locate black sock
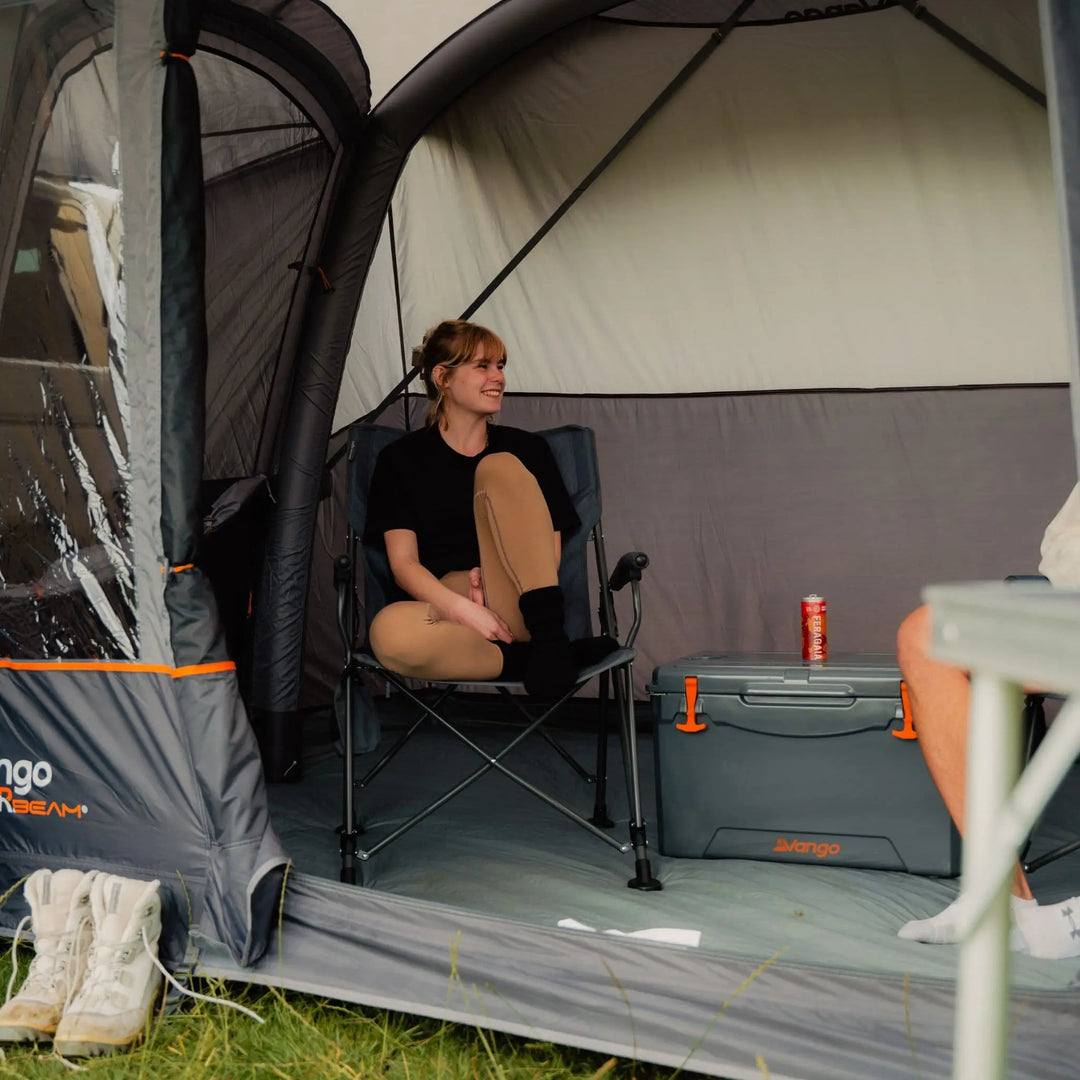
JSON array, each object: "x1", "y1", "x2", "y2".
[
  {"x1": 517, "y1": 586, "x2": 576, "y2": 699},
  {"x1": 495, "y1": 641, "x2": 531, "y2": 682},
  {"x1": 569, "y1": 635, "x2": 620, "y2": 669}
]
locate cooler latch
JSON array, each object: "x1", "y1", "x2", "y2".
[
  {"x1": 676, "y1": 675, "x2": 707, "y2": 733},
  {"x1": 891, "y1": 681, "x2": 918, "y2": 740}
]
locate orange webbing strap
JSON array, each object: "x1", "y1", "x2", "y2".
[
  {"x1": 160, "y1": 51, "x2": 192, "y2": 63},
  {"x1": 161, "y1": 564, "x2": 194, "y2": 574},
  {"x1": 0, "y1": 658, "x2": 235, "y2": 679}
]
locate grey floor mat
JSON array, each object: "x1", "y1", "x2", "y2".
[{"x1": 267, "y1": 699, "x2": 1080, "y2": 992}]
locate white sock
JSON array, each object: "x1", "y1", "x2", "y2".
[
  {"x1": 898, "y1": 894, "x2": 1035, "y2": 950},
  {"x1": 1014, "y1": 897, "x2": 1080, "y2": 960}
]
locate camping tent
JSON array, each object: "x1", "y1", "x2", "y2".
[{"x1": 3, "y1": 0, "x2": 1080, "y2": 1076}]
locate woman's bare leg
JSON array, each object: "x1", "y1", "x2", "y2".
[{"x1": 897, "y1": 605, "x2": 1032, "y2": 899}]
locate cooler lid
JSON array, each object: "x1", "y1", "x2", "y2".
[{"x1": 648, "y1": 652, "x2": 902, "y2": 698}]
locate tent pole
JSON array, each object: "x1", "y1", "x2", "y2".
[
  {"x1": 1041, "y1": 0, "x2": 1080, "y2": 489},
  {"x1": 388, "y1": 205, "x2": 412, "y2": 431},
  {"x1": 901, "y1": 1, "x2": 1046, "y2": 108},
  {"x1": 461, "y1": 0, "x2": 760, "y2": 321}
]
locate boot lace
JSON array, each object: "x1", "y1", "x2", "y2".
[
  {"x1": 64, "y1": 927, "x2": 262, "y2": 1024},
  {"x1": 5, "y1": 913, "x2": 90, "y2": 1005},
  {"x1": 141, "y1": 928, "x2": 263, "y2": 1024}
]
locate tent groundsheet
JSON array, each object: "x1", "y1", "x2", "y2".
[{"x1": 194, "y1": 705, "x2": 1080, "y2": 1080}]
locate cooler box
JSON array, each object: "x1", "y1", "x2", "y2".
[{"x1": 648, "y1": 652, "x2": 960, "y2": 876}]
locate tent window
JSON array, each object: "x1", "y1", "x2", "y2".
[{"x1": 0, "y1": 47, "x2": 136, "y2": 660}]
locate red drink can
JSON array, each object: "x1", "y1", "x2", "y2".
[{"x1": 801, "y1": 594, "x2": 827, "y2": 662}]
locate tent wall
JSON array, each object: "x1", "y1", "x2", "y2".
[
  {"x1": 0, "y1": 8, "x2": 23, "y2": 130},
  {"x1": 302, "y1": 386, "x2": 1075, "y2": 705},
  {"x1": 298, "y1": 1, "x2": 1075, "y2": 705},
  {"x1": 344, "y1": 11, "x2": 1064, "y2": 406}
]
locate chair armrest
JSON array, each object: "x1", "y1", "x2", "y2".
[
  {"x1": 606, "y1": 552, "x2": 649, "y2": 649},
  {"x1": 609, "y1": 551, "x2": 649, "y2": 592}
]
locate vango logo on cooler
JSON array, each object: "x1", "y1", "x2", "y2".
[
  {"x1": 773, "y1": 836, "x2": 840, "y2": 859},
  {"x1": 0, "y1": 758, "x2": 85, "y2": 819}
]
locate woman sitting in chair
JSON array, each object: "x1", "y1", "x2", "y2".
[{"x1": 365, "y1": 319, "x2": 596, "y2": 698}]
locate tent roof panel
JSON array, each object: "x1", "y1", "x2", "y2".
[
  {"x1": 352, "y1": 7, "x2": 1064, "y2": 402},
  {"x1": 325, "y1": 0, "x2": 499, "y2": 104}
]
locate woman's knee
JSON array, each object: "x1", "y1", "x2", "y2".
[
  {"x1": 369, "y1": 602, "x2": 430, "y2": 669},
  {"x1": 474, "y1": 452, "x2": 530, "y2": 487},
  {"x1": 896, "y1": 604, "x2": 931, "y2": 678}
]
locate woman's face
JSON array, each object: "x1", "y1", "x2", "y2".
[{"x1": 438, "y1": 343, "x2": 506, "y2": 419}]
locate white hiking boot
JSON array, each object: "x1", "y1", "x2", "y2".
[
  {"x1": 53, "y1": 874, "x2": 164, "y2": 1056},
  {"x1": 0, "y1": 868, "x2": 97, "y2": 1043}
]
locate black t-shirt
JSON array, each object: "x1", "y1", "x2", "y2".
[{"x1": 364, "y1": 424, "x2": 580, "y2": 579}]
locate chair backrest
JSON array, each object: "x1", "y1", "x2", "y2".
[{"x1": 345, "y1": 423, "x2": 601, "y2": 639}]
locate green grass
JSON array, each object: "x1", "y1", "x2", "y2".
[{"x1": 0, "y1": 953, "x2": 719, "y2": 1080}]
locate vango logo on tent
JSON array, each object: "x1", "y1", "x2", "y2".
[{"x1": 0, "y1": 757, "x2": 85, "y2": 819}]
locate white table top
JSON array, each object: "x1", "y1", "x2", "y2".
[{"x1": 924, "y1": 581, "x2": 1080, "y2": 693}]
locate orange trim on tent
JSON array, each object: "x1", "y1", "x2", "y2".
[{"x1": 0, "y1": 659, "x2": 235, "y2": 679}]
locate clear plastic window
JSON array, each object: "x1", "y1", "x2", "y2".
[{"x1": 0, "y1": 48, "x2": 136, "y2": 659}]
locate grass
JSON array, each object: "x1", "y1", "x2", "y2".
[{"x1": 0, "y1": 952, "x2": 712, "y2": 1080}]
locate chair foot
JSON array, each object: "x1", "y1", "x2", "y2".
[
  {"x1": 626, "y1": 822, "x2": 662, "y2": 890},
  {"x1": 628, "y1": 858, "x2": 662, "y2": 891},
  {"x1": 338, "y1": 824, "x2": 362, "y2": 884},
  {"x1": 589, "y1": 801, "x2": 614, "y2": 829}
]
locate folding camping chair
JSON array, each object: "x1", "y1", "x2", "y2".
[{"x1": 334, "y1": 422, "x2": 661, "y2": 891}]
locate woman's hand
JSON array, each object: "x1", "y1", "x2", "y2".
[
  {"x1": 447, "y1": 591, "x2": 514, "y2": 643},
  {"x1": 468, "y1": 567, "x2": 486, "y2": 606}
]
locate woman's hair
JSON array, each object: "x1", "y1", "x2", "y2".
[{"x1": 411, "y1": 319, "x2": 507, "y2": 427}]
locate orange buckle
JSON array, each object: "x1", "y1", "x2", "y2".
[
  {"x1": 892, "y1": 681, "x2": 918, "y2": 740},
  {"x1": 675, "y1": 675, "x2": 707, "y2": 733}
]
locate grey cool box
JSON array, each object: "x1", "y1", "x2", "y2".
[{"x1": 648, "y1": 653, "x2": 960, "y2": 876}]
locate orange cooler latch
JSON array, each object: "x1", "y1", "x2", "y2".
[
  {"x1": 675, "y1": 675, "x2": 707, "y2": 733},
  {"x1": 891, "y1": 680, "x2": 918, "y2": 740}
]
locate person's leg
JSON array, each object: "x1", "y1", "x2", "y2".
[
  {"x1": 473, "y1": 452, "x2": 574, "y2": 696},
  {"x1": 368, "y1": 592, "x2": 503, "y2": 682},
  {"x1": 897, "y1": 605, "x2": 1033, "y2": 900},
  {"x1": 896, "y1": 604, "x2": 1040, "y2": 948},
  {"x1": 472, "y1": 453, "x2": 558, "y2": 633}
]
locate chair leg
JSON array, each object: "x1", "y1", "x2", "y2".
[
  {"x1": 1024, "y1": 838, "x2": 1080, "y2": 874},
  {"x1": 500, "y1": 688, "x2": 595, "y2": 783},
  {"x1": 590, "y1": 671, "x2": 614, "y2": 828},
  {"x1": 615, "y1": 663, "x2": 661, "y2": 891},
  {"x1": 340, "y1": 667, "x2": 360, "y2": 884},
  {"x1": 356, "y1": 685, "x2": 454, "y2": 788},
  {"x1": 1018, "y1": 694, "x2": 1048, "y2": 869}
]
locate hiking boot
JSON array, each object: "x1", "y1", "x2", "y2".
[
  {"x1": 53, "y1": 874, "x2": 164, "y2": 1056},
  {"x1": 0, "y1": 868, "x2": 97, "y2": 1043}
]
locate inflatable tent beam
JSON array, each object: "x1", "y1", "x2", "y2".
[{"x1": 159, "y1": 0, "x2": 233, "y2": 670}]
